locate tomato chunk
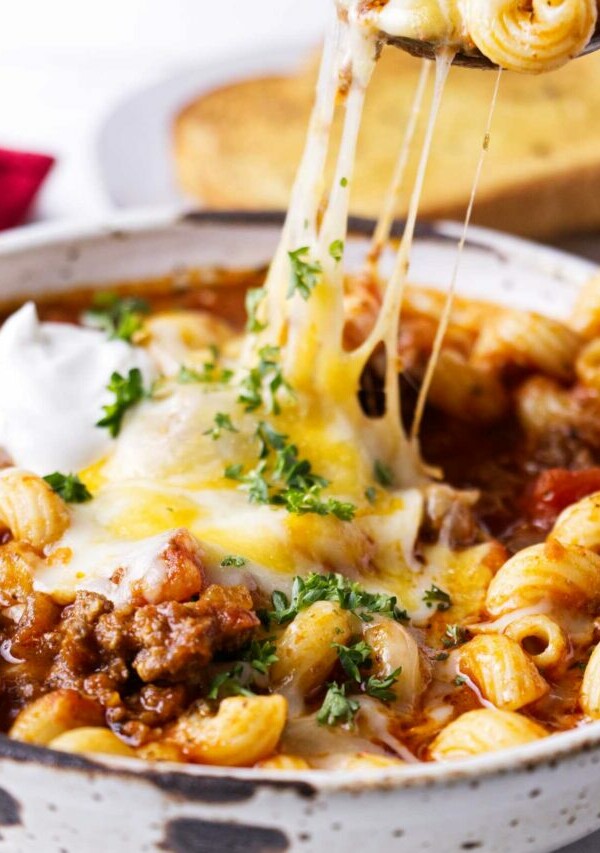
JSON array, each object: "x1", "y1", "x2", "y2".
[{"x1": 525, "y1": 467, "x2": 600, "y2": 528}]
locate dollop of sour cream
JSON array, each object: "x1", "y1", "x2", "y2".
[{"x1": 0, "y1": 302, "x2": 156, "y2": 475}]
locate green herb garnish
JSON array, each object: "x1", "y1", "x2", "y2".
[
  {"x1": 364, "y1": 667, "x2": 402, "y2": 702},
  {"x1": 242, "y1": 639, "x2": 279, "y2": 675},
  {"x1": 454, "y1": 675, "x2": 467, "y2": 687},
  {"x1": 423, "y1": 584, "x2": 452, "y2": 612},
  {"x1": 442, "y1": 624, "x2": 468, "y2": 648},
  {"x1": 328, "y1": 239, "x2": 344, "y2": 263},
  {"x1": 207, "y1": 663, "x2": 255, "y2": 700},
  {"x1": 220, "y1": 555, "x2": 247, "y2": 568},
  {"x1": 317, "y1": 682, "x2": 360, "y2": 727},
  {"x1": 374, "y1": 460, "x2": 393, "y2": 487},
  {"x1": 245, "y1": 287, "x2": 267, "y2": 333},
  {"x1": 268, "y1": 573, "x2": 408, "y2": 626},
  {"x1": 203, "y1": 412, "x2": 238, "y2": 440},
  {"x1": 238, "y1": 346, "x2": 293, "y2": 415},
  {"x1": 288, "y1": 247, "x2": 322, "y2": 301},
  {"x1": 333, "y1": 640, "x2": 372, "y2": 683},
  {"x1": 84, "y1": 292, "x2": 149, "y2": 342},
  {"x1": 43, "y1": 472, "x2": 92, "y2": 503},
  {"x1": 177, "y1": 362, "x2": 233, "y2": 385},
  {"x1": 96, "y1": 368, "x2": 147, "y2": 437},
  {"x1": 364, "y1": 486, "x2": 377, "y2": 505}
]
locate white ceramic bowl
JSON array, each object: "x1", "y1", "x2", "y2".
[{"x1": 0, "y1": 210, "x2": 599, "y2": 853}]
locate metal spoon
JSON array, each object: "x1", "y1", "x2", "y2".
[{"x1": 383, "y1": 23, "x2": 600, "y2": 69}]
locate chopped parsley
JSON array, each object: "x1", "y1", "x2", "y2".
[
  {"x1": 177, "y1": 362, "x2": 233, "y2": 385},
  {"x1": 220, "y1": 555, "x2": 247, "y2": 568},
  {"x1": 207, "y1": 664, "x2": 255, "y2": 700},
  {"x1": 333, "y1": 640, "x2": 372, "y2": 683},
  {"x1": 423, "y1": 584, "x2": 452, "y2": 612},
  {"x1": 317, "y1": 682, "x2": 360, "y2": 727},
  {"x1": 374, "y1": 460, "x2": 393, "y2": 487},
  {"x1": 274, "y1": 487, "x2": 355, "y2": 521},
  {"x1": 288, "y1": 247, "x2": 322, "y2": 301},
  {"x1": 225, "y1": 418, "x2": 354, "y2": 521},
  {"x1": 96, "y1": 368, "x2": 147, "y2": 437},
  {"x1": 328, "y1": 239, "x2": 344, "y2": 263},
  {"x1": 364, "y1": 667, "x2": 402, "y2": 702},
  {"x1": 435, "y1": 651, "x2": 450, "y2": 662},
  {"x1": 245, "y1": 286, "x2": 268, "y2": 333},
  {"x1": 83, "y1": 292, "x2": 149, "y2": 343},
  {"x1": 268, "y1": 572, "x2": 408, "y2": 626},
  {"x1": 454, "y1": 675, "x2": 467, "y2": 687},
  {"x1": 364, "y1": 486, "x2": 377, "y2": 505},
  {"x1": 442, "y1": 624, "x2": 468, "y2": 648},
  {"x1": 43, "y1": 472, "x2": 92, "y2": 503},
  {"x1": 224, "y1": 463, "x2": 244, "y2": 480},
  {"x1": 238, "y1": 346, "x2": 293, "y2": 415},
  {"x1": 203, "y1": 412, "x2": 238, "y2": 440},
  {"x1": 340, "y1": 177, "x2": 348, "y2": 187},
  {"x1": 242, "y1": 638, "x2": 279, "y2": 675}
]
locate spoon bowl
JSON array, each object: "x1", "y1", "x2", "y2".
[{"x1": 383, "y1": 24, "x2": 600, "y2": 69}]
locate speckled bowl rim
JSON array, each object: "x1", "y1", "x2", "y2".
[{"x1": 0, "y1": 206, "x2": 598, "y2": 794}]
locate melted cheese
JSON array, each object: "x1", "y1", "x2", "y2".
[{"x1": 8, "y1": 0, "x2": 588, "y2": 621}]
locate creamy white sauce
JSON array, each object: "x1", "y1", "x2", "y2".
[{"x1": 0, "y1": 303, "x2": 156, "y2": 475}]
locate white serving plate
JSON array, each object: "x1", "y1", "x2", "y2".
[{"x1": 0, "y1": 209, "x2": 599, "y2": 853}]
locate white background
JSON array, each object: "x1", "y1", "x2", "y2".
[
  {"x1": 0, "y1": 3, "x2": 599, "y2": 850},
  {"x1": 0, "y1": 0, "x2": 327, "y2": 220}
]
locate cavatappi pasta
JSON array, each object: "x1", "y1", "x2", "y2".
[{"x1": 346, "y1": 0, "x2": 599, "y2": 73}]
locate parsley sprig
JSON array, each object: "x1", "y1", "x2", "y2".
[
  {"x1": 83, "y1": 292, "x2": 149, "y2": 343},
  {"x1": 203, "y1": 412, "x2": 238, "y2": 440},
  {"x1": 423, "y1": 584, "x2": 452, "y2": 612},
  {"x1": 220, "y1": 555, "x2": 247, "y2": 568},
  {"x1": 242, "y1": 639, "x2": 279, "y2": 675},
  {"x1": 43, "y1": 472, "x2": 92, "y2": 503},
  {"x1": 238, "y1": 346, "x2": 293, "y2": 416},
  {"x1": 268, "y1": 573, "x2": 408, "y2": 626},
  {"x1": 207, "y1": 663, "x2": 255, "y2": 700},
  {"x1": 364, "y1": 668, "x2": 402, "y2": 702},
  {"x1": 288, "y1": 247, "x2": 322, "y2": 300},
  {"x1": 442, "y1": 624, "x2": 468, "y2": 647},
  {"x1": 333, "y1": 640, "x2": 372, "y2": 683},
  {"x1": 245, "y1": 287, "x2": 267, "y2": 333},
  {"x1": 226, "y1": 421, "x2": 356, "y2": 521},
  {"x1": 317, "y1": 682, "x2": 359, "y2": 726},
  {"x1": 96, "y1": 368, "x2": 148, "y2": 437}
]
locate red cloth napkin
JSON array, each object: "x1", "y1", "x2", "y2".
[{"x1": 0, "y1": 147, "x2": 55, "y2": 231}]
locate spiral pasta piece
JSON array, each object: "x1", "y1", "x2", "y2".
[
  {"x1": 0, "y1": 468, "x2": 69, "y2": 549},
  {"x1": 459, "y1": 634, "x2": 549, "y2": 710},
  {"x1": 465, "y1": 0, "x2": 597, "y2": 74},
  {"x1": 486, "y1": 539, "x2": 600, "y2": 616},
  {"x1": 430, "y1": 709, "x2": 548, "y2": 761}
]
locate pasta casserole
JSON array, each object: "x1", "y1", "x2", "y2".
[{"x1": 1, "y1": 0, "x2": 600, "y2": 771}]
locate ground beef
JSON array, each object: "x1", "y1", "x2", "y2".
[{"x1": 0, "y1": 583, "x2": 260, "y2": 740}]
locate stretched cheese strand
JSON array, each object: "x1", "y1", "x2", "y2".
[
  {"x1": 285, "y1": 24, "x2": 377, "y2": 393},
  {"x1": 345, "y1": 49, "x2": 454, "y2": 483},
  {"x1": 410, "y1": 67, "x2": 503, "y2": 443},
  {"x1": 367, "y1": 59, "x2": 432, "y2": 271},
  {"x1": 255, "y1": 8, "x2": 344, "y2": 356}
]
